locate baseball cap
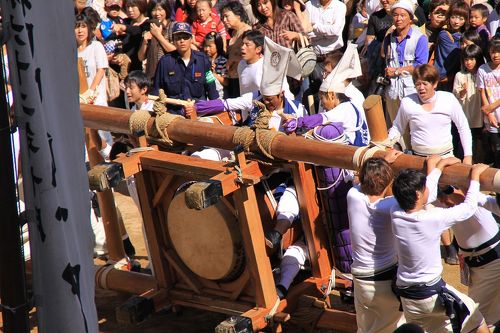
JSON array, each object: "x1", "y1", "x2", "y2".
[
  {"x1": 172, "y1": 22, "x2": 192, "y2": 36},
  {"x1": 105, "y1": 0, "x2": 122, "y2": 8}
]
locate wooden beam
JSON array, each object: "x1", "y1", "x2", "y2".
[
  {"x1": 81, "y1": 104, "x2": 500, "y2": 193},
  {"x1": 292, "y1": 163, "x2": 332, "y2": 279},
  {"x1": 233, "y1": 184, "x2": 278, "y2": 308},
  {"x1": 162, "y1": 249, "x2": 201, "y2": 294},
  {"x1": 152, "y1": 175, "x2": 173, "y2": 208},
  {"x1": 134, "y1": 171, "x2": 172, "y2": 288}
]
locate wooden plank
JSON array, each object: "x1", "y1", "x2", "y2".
[
  {"x1": 162, "y1": 249, "x2": 201, "y2": 294},
  {"x1": 152, "y1": 175, "x2": 173, "y2": 208},
  {"x1": 241, "y1": 307, "x2": 272, "y2": 332},
  {"x1": 291, "y1": 162, "x2": 332, "y2": 278},
  {"x1": 233, "y1": 185, "x2": 277, "y2": 308},
  {"x1": 113, "y1": 151, "x2": 152, "y2": 178},
  {"x1": 134, "y1": 171, "x2": 171, "y2": 288},
  {"x1": 168, "y1": 289, "x2": 253, "y2": 313},
  {"x1": 315, "y1": 308, "x2": 357, "y2": 333},
  {"x1": 229, "y1": 269, "x2": 250, "y2": 301},
  {"x1": 210, "y1": 161, "x2": 269, "y2": 195},
  {"x1": 140, "y1": 151, "x2": 228, "y2": 178}
]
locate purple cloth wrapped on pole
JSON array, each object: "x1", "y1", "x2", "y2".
[
  {"x1": 313, "y1": 124, "x2": 353, "y2": 274},
  {"x1": 285, "y1": 114, "x2": 324, "y2": 134},
  {"x1": 194, "y1": 99, "x2": 226, "y2": 116}
]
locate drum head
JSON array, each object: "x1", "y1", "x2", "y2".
[{"x1": 167, "y1": 192, "x2": 244, "y2": 281}]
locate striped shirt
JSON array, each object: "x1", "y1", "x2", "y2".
[{"x1": 253, "y1": 9, "x2": 304, "y2": 49}]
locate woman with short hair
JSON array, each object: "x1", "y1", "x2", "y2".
[
  {"x1": 221, "y1": 1, "x2": 251, "y2": 97},
  {"x1": 387, "y1": 64, "x2": 473, "y2": 163},
  {"x1": 138, "y1": 0, "x2": 176, "y2": 80}
]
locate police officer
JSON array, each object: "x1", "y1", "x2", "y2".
[{"x1": 151, "y1": 22, "x2": 218, "y2": 114}]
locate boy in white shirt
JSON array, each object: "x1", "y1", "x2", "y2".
[
  {"x1": 391, "y1": 158, "x2": 490, "y2": 333},
  {"x1": 125, "y1": 70, "x2": 154, "y2": 112}
]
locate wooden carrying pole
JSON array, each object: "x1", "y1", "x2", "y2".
[
  {"x1": 363, "y1": 95, "x2": 388, "y2": 142},
  {"x1": 81, "y1": 104, "x2": 500, "y2": 193}
]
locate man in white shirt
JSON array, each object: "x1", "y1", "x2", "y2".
[
  {"x1": 347, "y1": 152, "x2": 405, "y2": 333},
  {"x1": 306, "y1": 0, "x2": 346, "y2": 55},
  {"x1": 390, "y1": 157, "x2": 490, "y2": 333},
  {"x1": 438, "y1": 188, "x2": 500, "y2": 328}
]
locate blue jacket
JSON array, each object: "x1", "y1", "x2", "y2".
[
  {"x1": 434, "y1": 30, "x2": 461, "y2": 80},
  {"x1": 152, "y1": 50, "x2": 218, "y2": 113}
]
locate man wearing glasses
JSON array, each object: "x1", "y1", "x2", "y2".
[{"x1": 152, "y1": 22, "x2": 218, "y2": 115}]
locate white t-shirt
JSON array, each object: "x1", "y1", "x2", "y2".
[
  {"x1": 479, "y1": 192, "x2": 500, "y2": 217},
  {"x1": 477, "y1": 63, "x2": 500, "y2": 133},
  {"x1": 344, "y1": 83, "x2": 365, "y2": 116},
  {"x1": 131, "y1": 99, "x2": 154, "y2": 111},
  {"x1": 238, "y1": 58, "x2": 263, "y2": 95},
  {"x1": 452, "y1": 203, "x2": 499, "y2": 251},
  {"x1": 321, "y1": 101, "x2": 359, "y2": 144},
  {"x1": 347, "y1": 185, "x2": 398, "y2": 273},
  {"x1": 391, "y1": 169, "x2": 480, "y2": 286},
  {"x1": 388, "y1": 91, "x2": 472, "y2": 156},
  {"x1": 78, "y1": 40, "x2": 109, "y2": 106},
  {"x1": 306, "y1": 0, "x2": 346, "y2": 54}
]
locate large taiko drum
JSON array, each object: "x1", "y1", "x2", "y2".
[{"x1": 167, "y1": 191, "x2": 245, "y2": 282}]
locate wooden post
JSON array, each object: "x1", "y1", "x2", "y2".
[
  {"x1": 363, "y1": 95, "x2": 388, "y2": 143},
  {"x1": 291, "y1": 163, "x2": 331, "y2": 278},
  {"x1": 85, "y1": 129, "x2": 127, "y2": 262},
  {"x1": 308, "y1": 95, "x2": 316, "y2": 115},
  {"x1": 233, "y1": 185, "x2": 278, "y2": 308}
]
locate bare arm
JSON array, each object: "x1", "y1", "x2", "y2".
[
  {"x1": 150, "y1": 23, "x2": 176, "y2": 53},
  {"x1": 89, "y1": 68, "x2": 105, "y2": 91}
]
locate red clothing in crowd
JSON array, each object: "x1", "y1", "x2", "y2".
[{"x1": 192, "y1": 12, "x2": 227, "y2": 43}]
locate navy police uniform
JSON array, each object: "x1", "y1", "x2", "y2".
[{"x1": 152, "y1": 50, "x2": 218, "y2": 114}]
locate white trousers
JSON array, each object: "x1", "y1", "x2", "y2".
[
  {"x1": 276, "y1": 186, "x2": 299, "y2": 224},
  {"x1": 353, "y1": 278, "x2": 405, "y2": 333},
  {"x1": 468, "y1": 258, "x2": 500, "y2": 326},
  {"x1": 401, "y1": 283, "x2": 484, "y2": 333},
  {"x1": 279, "y1": 240, "x2": 309, "y2": 290}
]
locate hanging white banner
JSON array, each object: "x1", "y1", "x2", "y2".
[{"x1": 1, "y1": 0, "x2": 98, "y2": 332}]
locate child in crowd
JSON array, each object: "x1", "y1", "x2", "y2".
[
  {"x1": 469, "y1": 4, "x2": 491, "y2": 51},
  {"x1": 477, "y1": 38, "x2": 500, "y2": 167},
  {"x1": 175, "y1": 0, "x2": 198, "y2": 23},
  {"x1": 434, "y1": 1, "x2": 469, "y2": 89},
  {"x1": 202, "y1": 32, "x2": 228, "y2": 99},
  {"x1": 453, "y1": 44, "x2": 484, "y2": 161},
  {"x1": 110, "y1": 70, "x2": 153, "y2": 159},
  {"x1": 125, "y1": 70, "x2": 153, "y2": 111},
  {"x1": 192, "y1": 0, "x2": 226, "y2": 50},
  {"x1": 460, "y1": 29, "x2": 483, "y2": 49},
  {"x1": 349, "y1": 0, "x2": 369, "y2": 48}
]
